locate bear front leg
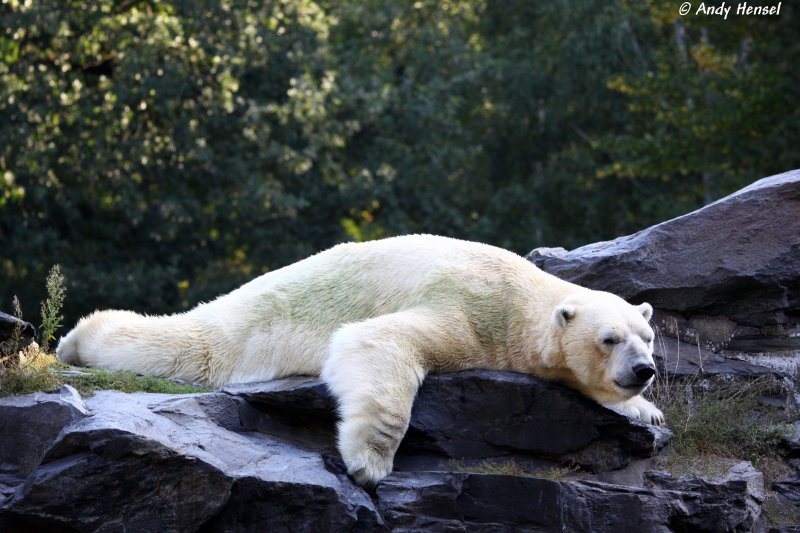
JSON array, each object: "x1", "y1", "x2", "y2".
[{"x1": 322, "y1": 310, "x2": 439, "y2": 487}]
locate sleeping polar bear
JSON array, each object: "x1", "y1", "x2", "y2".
[{"x1": 57, "y1": 234, "x2": 663, "y2": 486}]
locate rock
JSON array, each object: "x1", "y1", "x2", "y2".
[
  {"x1": 771, "y1": 526, "x2": 800, "y2": 533},
  {"x1": 773, "y1": 477, "x2": 800, "y2": 507},
  {"x1": 0, "y1": 385, "x2": 87, "y2": 485},
  {"x1": 779, "y1": 422, "x2": 800, "y2": 457},
  {"x1": 377, "y1": 462, "x2": 763, "y2": 532},
  {"x1": 527, "y1": 169, "x2": 800, "y2": 344},
  {"x1": 644, "y1": 461, "x2": 764, "y2": 532},
  {"x1": 228, "y1": 370, "x2": 672, "y2": 473},
  {"x1": 402, "y1": 371, "x2": 671, "y2": 472},
  {"x1": 221, "y1": 376, "x2": 342, "y2": 456},
  {"x1": 0, "y1": 311, "x2": 36, "y2": 353},
  {"x1": 653, "y1": 334, "x2": 779, "y2": 380},
  {"x1": 0, "y1": 390, "x2": 383, "y2": 532},
  {"x1": 4, "y1": 371, "x2": 782, "y2": 532},
  {"x1": 222, "y1": 375, "x2": 337, "y2": 422}
]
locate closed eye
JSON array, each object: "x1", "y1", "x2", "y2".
[{"x1": 603, "y1": 337, "x2": 620, "y2": 346}]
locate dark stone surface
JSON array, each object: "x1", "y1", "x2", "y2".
[
  {"x1": 222, "y1": 375, "x2": 337, "y2": 422},
  {"x1": 0, "y1": 388, "x2": 382, "y2": 532},
  {"x1": 653, "y1": 335, "x2": 778, "y2": 379},
  {"x1": 0, "y1": 386, "x2": 87, "y2": 484},
  {"x1": 527, "y1": 169, "x2": 800, "y2": 334},
  {"x1": 227, "y1": 370, "x2": 672, "y2": 473},
  {"x1": 0, "y1": 372, "x2": 774, "y2": 532},
  {"x1": 403, "y1": 371, "x2": 671, "y2": 472},
  {"x1": 378, "y1": 462, "x2": 763, "y2": 532},
  {"x1": 645, "y1": 462, "x2": 764, "y2": 532},
  {"x1": 773, "y1": 478, "x2": 800, "y2": 503}
]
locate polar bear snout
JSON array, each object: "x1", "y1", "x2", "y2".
[
  {"x1": 613, "y1": 360, "x2": 656, "y2": 392},
  {"x1": 632, "y1": 363, "x2": 656, "y2": 383}
]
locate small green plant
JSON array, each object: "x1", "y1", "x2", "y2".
[
  {"x1": 39, "y1": 264, "x2": 66, "y2": 351},
  {"x1": 1, "y1": 268, "x2": 66, "y2": 394},
  {"x1": 657, "y1": 376, "x2": 791, "y2": 470}
]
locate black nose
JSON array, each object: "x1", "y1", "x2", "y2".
[{"x1": 633, "y1": 363, "x2": 656, "y2": 383}]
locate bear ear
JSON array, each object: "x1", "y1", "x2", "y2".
[
  {"x1": 637, "y1": 302, "x2": 653, "y2": 322},
  {"x1": 553, "y1": 304, "x2": 576, "y2": 328}
]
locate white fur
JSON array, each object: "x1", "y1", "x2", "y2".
[{"x1": 57, "y1": 234, "x2": 662, "y2": 485}]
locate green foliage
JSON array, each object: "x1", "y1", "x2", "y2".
[
  {"x1": 599, "y1": 0, "x2": 800, "y2": 220},
  {"x1": 1, "y1": 0, "x2": 351, "y2": 325},
  {"x1": 0, "y1": 0, "x2": 797, "y2": 326},
  {"x1": 0, "y1": 362, "x2": 62, "y2": 396},
  {"x1": 39, "y1": 265, "x2": 66, "y2": 351}
]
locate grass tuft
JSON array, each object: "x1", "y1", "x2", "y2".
[
  {"x1": 664, "y1": 378, "x2": 789, "y2": 456},
  {"x1": 0, "y1": 343, "x2": 62, "y2": 396},
  {"x1": 1, "y1": 344, "x2": 211, "y2": 396},
  {"x1": 1, "y1": 267, "x2": 66, "y2": 395},
  {"x1": 762, "y1": 493, "x2": 800, "y2": 528},
  {"x1": 60, "y1": 367, "x2": 211, "y2": 396},
  {"x1": 446, "y1": 458, "x2": 576, "y2": 480},
  {"x1": 647, "y1": 326, "x2": 793, "y2": 482}
]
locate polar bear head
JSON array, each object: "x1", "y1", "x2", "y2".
[{"x1": 547, "y1": 291, "x2": 656, "y2": 402}]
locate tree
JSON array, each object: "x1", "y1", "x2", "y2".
[
  {"x1": 0, "y1": 0, "x2": 353, "y2": 324},
  {"x1": 599, "y1": 0, "x2": 799, "y2": 226},
  {"x1": 1, "y1": 0, "x2": 797, "y2": 327}
]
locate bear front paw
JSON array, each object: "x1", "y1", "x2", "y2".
[
  {"x1": 641, "y1": 404, "x2": 665, "y2": 426},
  {"x1": 634, "y1": 398, "x2": 665, "y2": 426},
  {"x1": 337, "y1": 417, "x2": 401, "y2": 487},
  {"x1": 611, "y1": 403, "x2": 641, "y2": 420},
  {"x1": 341, "y1": 443, "x2": 394, "y2": 487},
  {"x1": 605, "y1": 397, "x2": 666, "y2": 426}
]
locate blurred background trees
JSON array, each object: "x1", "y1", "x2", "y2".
[{"x1": 1, "y1": 0, "x2": 797, "y2": 327}]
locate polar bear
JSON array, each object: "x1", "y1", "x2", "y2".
[{"x1": 57, "y1": 235, "x2": 663, "y2": 485}]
